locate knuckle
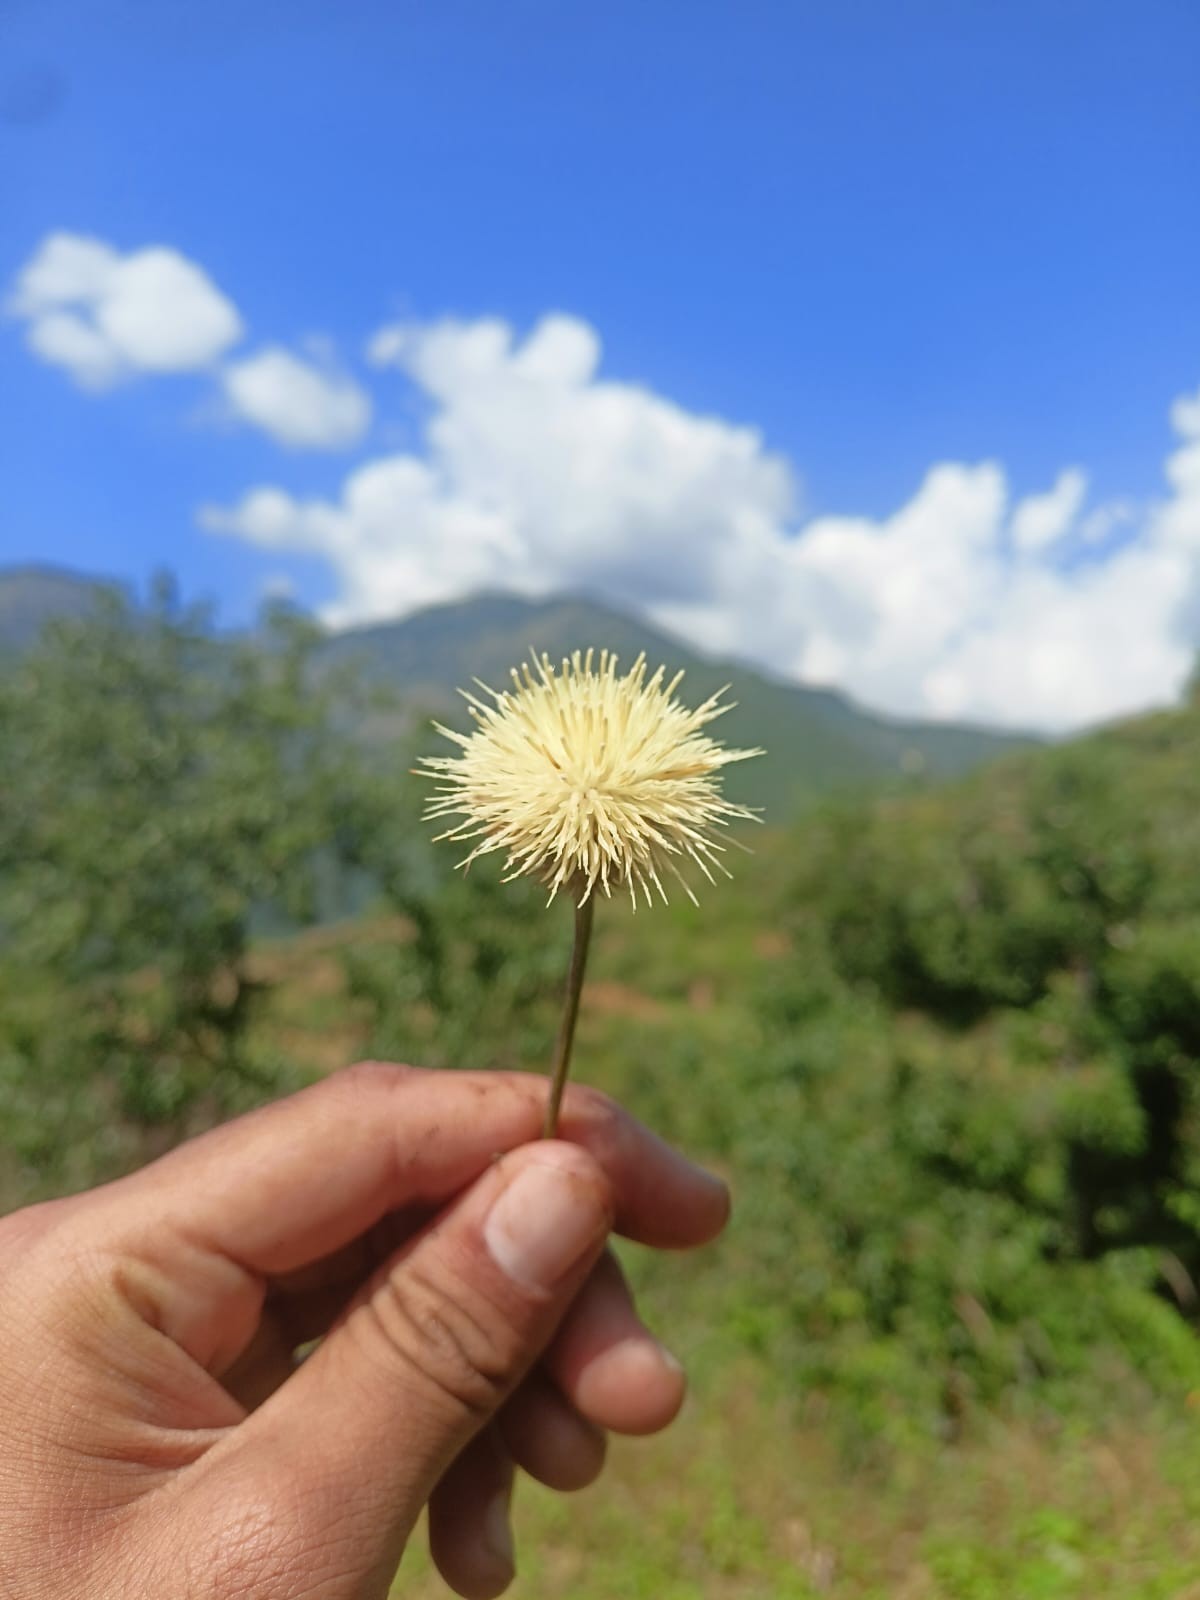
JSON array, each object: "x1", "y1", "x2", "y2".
[
  {"x1": 177, "y1": 1498, "x2": 299, "y2": 1600},
  {"x1": 362, "y1": 1261, "x2": 515, "y2": 1419},
  {"x1": 157, "y1": 1481, "x2": 364, "y2": 1600},
  {"x1": 336, "y1": 1059, "x2": 416, "y2": 1098},
  {"x1": 0, "y1": 1195, "x2": 74, "y2": 1262},
  {"x1": 324, "y1": 1060, "x2": 418, "y2": 1132},
  {"x1": 569, "y1": 1085, "x2": 632, "y2": 1167},
  {"x1": 569, "y1": 1082, "x2": 620, "y2": 1129}
]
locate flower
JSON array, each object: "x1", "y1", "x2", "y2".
[{"x1": 419, "y1": 648, "x2": 762, "y2": 906}]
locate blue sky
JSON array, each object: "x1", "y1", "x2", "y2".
[{"x1": 2, "y1": 0, "x2": 1199, "y2": 729}]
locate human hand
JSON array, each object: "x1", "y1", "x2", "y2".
[{"x1": 0, "y1": 1063, "x2": 729, "y2": 1599}]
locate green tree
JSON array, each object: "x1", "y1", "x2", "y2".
[{"x1": 0, "y1": 578, "x2": 401, "y2": 1191}]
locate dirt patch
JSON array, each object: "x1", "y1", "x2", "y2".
[
  {"x1": 583, "y1": 981, "x2": 667, "y2": 1021},
  {"x1": 688, "y1": 977, "x2": 715, "y2": 1011}
]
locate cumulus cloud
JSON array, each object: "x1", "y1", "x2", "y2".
[
  {"x1": 203, "y1": 310, "x2": 1200, "y2": 733},
  {"x1": 7, "y1": 231, "x2": 371, "y2": 453},
  {"x1": 221, "y1": 346, "x2": 371, "y2": 450},
  {"x1": 656, "y1": 407, "x2": 1199, "y2": 732},
  {"x1": 8, "y1": 231, "x2": 243, "y2": 386},
  {"x1": 11, "y1": 234, "x2": 1192, "y2": 731},
  {"x1": 1010, "y1": 467, "x2": 1087, "y2": 552},
  {"x1": 207, "y1": 312, "x2": 794, "y2": 619}
]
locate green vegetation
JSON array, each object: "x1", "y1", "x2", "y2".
[
  {"x1": 0, "y1": 565, "x2": 1034, "y2": 815},
  {"x1": 0, "y1": 582, "x2": 403, "y2": 1203},
  {"x1": 304, "y1": 588, "x2": 1038, "y2": 812},
  {"x1": 4, "y1": 593, "x2": 1200, "y2": 1593}
]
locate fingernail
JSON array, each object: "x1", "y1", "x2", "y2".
[
  {"x1": 483, "y1": 1490, "x2": 514, "y2": 1573},
  {"x1": 484, "y1": 1154, "x2": 607, "y2": 1289},
  {"x1": 653, "y1": 1338, "x2": 685, "y2": 1376},
  {"x1": 649, "y1": 1132, "x2": 731, "y2": 1206},
  {"x1": 582, "y1": 1334, "x2": 685, "y2": 1389}
]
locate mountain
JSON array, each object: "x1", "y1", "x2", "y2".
[
  {"x1": 317, "y1": 592, "x2": 1036, "y2": 813},
  {"x1": 0, "y1": 565, "x2": 122, "y2": 655},
  {"x1": 0, "y1": 566, "x2": 1034, "y2": 814}
]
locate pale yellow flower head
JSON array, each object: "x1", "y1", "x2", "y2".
[{"x1": 420, "y1": 648, "x2": 762, "y2": 907}]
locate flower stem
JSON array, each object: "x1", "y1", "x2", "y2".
[{"x1": 543, "y1": 892, "x2": 595, "y2": 1138}]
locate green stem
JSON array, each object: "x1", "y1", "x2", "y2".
[{"x1": 543, "y1": 892, "x2": 595, "y2": 1138}]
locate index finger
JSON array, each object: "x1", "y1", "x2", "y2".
[{"x1": 96, "y1": 1063, "x2": 730, "y2": 1276}]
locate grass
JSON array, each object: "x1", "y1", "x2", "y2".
[
  {"x1": 9, "y1": 808, "x2": 1199, "y2": 1596},
  {"x1": 390, "y1": 1379, "x2": 1200, "y2": 1598},
  {"x1": 13, "y1": 592, "x2": 1200, "y2": 1595},
  {"x1": 234, "y1": 865, "x2": 1200, "y2": 1598}
]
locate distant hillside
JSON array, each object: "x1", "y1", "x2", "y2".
[
  {"x1": 317, "y1": 592, "x2": 1036, "y2": 813},
  {"x1": 0, "y1": 566, "x2": 1034, "y2": 814},
  {"x1": 0, "y1": 566, "x2": 122, "y2": 655}
]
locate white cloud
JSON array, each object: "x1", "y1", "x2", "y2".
[
  {"x1": 204, "y1": 315, "x2": 1200, "y2": 733},
  {"x1": 206, "y1": 312, "x2": 794, "y2": 624},
  {"x1": 1077, "y1": 499, "x2": 1136, "y2": 547},
  {"x1": 11, "y1": 236, "x2": 1188, "y2": 732},
  {"x1": 1171, "y1": 390, "x2": 1200, "y2": 440},
  {"x1": 9, "y1": 233, "x2": 118, "y2": 309},
  {"x1": 222, "y1": 346, "x2": 371, "y2": 450},
  {"x1": 25, "y1": 309, "x2": 123, "y2": 388},
  {"x1": 8, "y1": 231, "x2": 371, "y2": 454},
  {"x1": 8, "y1": 231, "x2": 243, "y2": 386},
  {"x1": 1010, "y1": 467, "x2": 1087, "y2": 552}
]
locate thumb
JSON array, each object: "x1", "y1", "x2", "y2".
[{"x1": 215, "y1": 1142, "x2": 612, "y2": 1596}]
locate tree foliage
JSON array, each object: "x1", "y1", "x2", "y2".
[
  {"x1": 7, "y1": 587, "x2": 1200, "y2": 1449},
  {"x1": 729, "y1": 711, "x2": 1200, "y2": 1439},
  {"x1": 0, "y1": 581, "x2": 399, "y2": 1184}
]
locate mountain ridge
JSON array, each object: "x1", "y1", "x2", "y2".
[
  {"x1": 0, "y1": 566, "x2": 1037, "y2": 813},
  {"x1": 0, "y1": 564, "x2": 128, "y2": 655},
  {"x1": 316, "y1": 589, "x2": 1037, "y2": 809}
]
